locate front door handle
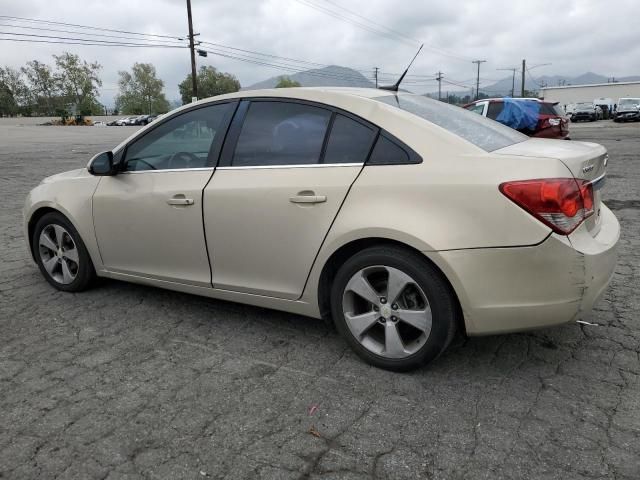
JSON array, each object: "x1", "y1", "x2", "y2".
[
  {"x1": 167, "y1": 195, "x2": 194, "y2": 206},
  {"x1": 289, "y1": 192, "x2": 327, "y2": 204}
]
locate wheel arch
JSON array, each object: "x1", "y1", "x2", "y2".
[
  {"x1": 26, "y1": 205, "x2": 100, "y2": 271},
  {"x1": 316, "y1": 237, "x2": 466, "y2": 335},
  {"x1": 27, "y1": 206, "x2": 67, "y2": 261}
]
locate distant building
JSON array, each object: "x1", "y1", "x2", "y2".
[{"x1": 540, "y1": 81, "x2": 640, "y2": 105}]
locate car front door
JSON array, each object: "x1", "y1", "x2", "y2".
[
  {"x1": 203, "y1": 99, "x2": 378, "y2": 300},
  {"x1": 92, "y1": 102, "x2": 236, "y2": 286}
]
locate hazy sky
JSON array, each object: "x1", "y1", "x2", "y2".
[{"x1": 2, "y1": 0, "x2": 639, "y2": 106}]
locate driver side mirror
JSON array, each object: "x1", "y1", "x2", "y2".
[{"x1": 88, "y1": 151, "x2": 115, "y2": 176}]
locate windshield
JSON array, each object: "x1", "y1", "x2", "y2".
[
  {"x1": 619, "y1": 98, "x2": 640, "y2": 108},
  {"x1": 374, "y1": 94, "x2": 527, "y2": 152},
  {"x1": 576, "y1": 103, "x2": 593, "y2": 109}
]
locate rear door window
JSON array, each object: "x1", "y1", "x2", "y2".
[{"x1": 231, "y1": 101, "x2": 331, "y2": 167}]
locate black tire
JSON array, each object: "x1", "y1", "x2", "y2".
[
  {"x1": 330, "y1": 246, "x2": 458, "y2": 371},
  {"x1": 32, "y1": 212, "x2": 96, "y2": 292}
]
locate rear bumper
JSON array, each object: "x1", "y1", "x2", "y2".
[
  {"x1": 427, "y1": 204, "x2": 619, "y2": 335},
  {"x1": 532, "y1": 126, "x2": 568, "y2": 139}
]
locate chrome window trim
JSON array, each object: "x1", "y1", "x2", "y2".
[
  {"x1": 216, "y1": 162, "x2": 363, "y2": 170},
  {"x1": 119, "y1": 167, "x2": 215, "y2": 174}
]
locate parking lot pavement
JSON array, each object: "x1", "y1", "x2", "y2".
[{"x1": 1, "y1": 121, "x2": 639, "y2": 480}]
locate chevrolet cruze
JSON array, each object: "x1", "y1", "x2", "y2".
[{"x1": 24, "y1": 88, "x2": 620, "y2": 371}]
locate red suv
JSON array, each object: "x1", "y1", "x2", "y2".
[{"x1": 464, "y1": 98, "x2": 570, "y2": 139}]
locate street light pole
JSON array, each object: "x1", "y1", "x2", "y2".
[{"x1": 186, "y1": 0, "x2": 198, "y2": 101}]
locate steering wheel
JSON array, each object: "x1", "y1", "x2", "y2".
[{"x1": 168, "y1": 151, "x2": 200, "y2": 169}]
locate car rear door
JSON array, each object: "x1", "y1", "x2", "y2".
[{"x1": 203, "y1": 99, "x2": 377, "y2": 300}]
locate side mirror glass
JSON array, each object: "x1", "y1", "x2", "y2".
[{"x1": 88, "y1": 151, "x2": 115, "y2": 176}]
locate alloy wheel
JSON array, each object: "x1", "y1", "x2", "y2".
[
  {"x1": 342, "y1": 265, "x2": 432, "y2": 359},
  {"x1": 38, "y1": 224, "x2": 79, "y2": 285}
]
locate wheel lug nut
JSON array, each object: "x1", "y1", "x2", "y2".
[
  {"x1": 391, "y1": 316, "x2": 397, "y2": 322},
  {"x1": 380, "y1": 317, "x2": 386, "y2": 322},
  {"x1": 380, "y1": 297, "x2": 387, "y2": 304},
  {"x1": 392, "y1": 304, "x2": 398, "y2": 310},
  {"x1": 373, "y1": 306, "x2": 379, "y2": 311}
]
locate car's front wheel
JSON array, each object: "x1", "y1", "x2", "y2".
[
  {"x1": 32, "y1": 212, "x2": 96, "y2": 292},
  {"x1": 330, "y1": 246, "x2": 458, "y2": 371}
]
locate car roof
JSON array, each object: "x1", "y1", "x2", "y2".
[
  {"x1": 200, "y1": 86, "x2": 388, "y2": 102},
  {"x1": 475, "y1": 97, "x2": 547, "y2": 103},
  {"x1": 113, "y1": 87, "x2": 492, "y2": 157}
]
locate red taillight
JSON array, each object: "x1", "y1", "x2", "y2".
[{"x1": 500, "y1": 178, "x2": 595, "y2": 235}]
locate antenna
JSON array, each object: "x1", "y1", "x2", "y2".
[{"x1": 379, "y1": 44, "x2": 424, "y2": 92}]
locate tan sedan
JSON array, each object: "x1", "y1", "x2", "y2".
[{"x1": 23, "y1": 88, "x2": 620, "y2": 370}]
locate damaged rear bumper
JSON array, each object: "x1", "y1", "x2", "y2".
[{"x1": 425, "y1": 204, "x2": 620, "y2": 335}]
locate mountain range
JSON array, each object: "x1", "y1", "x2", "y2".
[
  {"x1": 245, "y1": 66, "x2": 640, "y2": 96},
  {"x1": 245, "y1": 65, "x2": 374, "y2": 90}
]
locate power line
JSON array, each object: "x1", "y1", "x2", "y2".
[
  {"x1": 293, "y1": 0, "x2": 474, "y2": 62},
  {"x1": 201, "y1": 48, "x2": 375, "y2": 83},
  {"x1": 0, "y1": 37, "x2": 187, "y2": 48},
  {"x1": 0, "y1": 22, "x2": 185, "y2": 46},
  {"x1": 0, "y1": 15, "x2": 182, "y2": 40},
  {"x1": 199, "y1": 40, "x2": 338, "y2": 70},
  {"x1": 292, "y1": 0, "x2": 417, "y2": 47},
  {"x1": 0, "y1": 30, "x2": 185, "y2": 47},
  {"x1": 318, "y1": 0, "x2": 421, "y2": 45}
]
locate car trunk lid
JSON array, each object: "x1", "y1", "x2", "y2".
[{"x1": 495, "y1": 138, "x2": 607, "y2": 235}]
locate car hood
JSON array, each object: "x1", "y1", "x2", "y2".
[{"x1": 41, "y1": 168, "x2": 91, "y2": 184}]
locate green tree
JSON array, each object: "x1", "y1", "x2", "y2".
[
  {"x1": 53, "y1": 52, "x2": 102, "y2": 115},
  {"x1": 178, "y1": 66, "x2": 240, "y2": 104},
  {"x1": 115, "y1": 63, "x2": 170, "y2": 115},
  {"x1": 275, "y1": 76, "x2": 301, "y2": 88},
  {"x1": 22, "y1": 60, "x2": 59, "y2": 115},
  {"x1": 0, "y1": 67, "x2": 28, "y2": 116}
]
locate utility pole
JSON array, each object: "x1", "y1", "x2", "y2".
[
  {"x1": 521, "y1": 59, "x2": 526, "y2": 97},
  {"x1": 374, "y1": 67, "x2": 379, "y2": 88},
  {"x1": 497, "y1": 67, "x2": 518, "y2": 97},
  {"x1": 472, "y1": 60, "x2": 486, "y2": 100},
  {"x1": 436, "y1": 71, "x2": 443, "y2": 101},
  {"x1": 186, "y1": 0, "x2": 198, "y2": 101}
]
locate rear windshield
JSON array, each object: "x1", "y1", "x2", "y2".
[
  {"x1": 374, "y1": 94, "x2": 527, "y2": 152},
  {"x1": 541, "y1": 103, "x2": 565, "y2": 116}
]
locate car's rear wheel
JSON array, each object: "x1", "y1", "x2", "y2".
[
  {"x1": 330, "y1": 246, "x2": 457, "y2": 371},
  {"x1": 32, "y1": 212, "x2": 96, "y2": 292}
]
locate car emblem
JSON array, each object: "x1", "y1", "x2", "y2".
[{"x1": 583, "y1": 164, "x2": 595, "y2": 173}]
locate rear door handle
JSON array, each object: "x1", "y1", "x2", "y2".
[
  {"x1": 167, "y1": 196, "x2": 194, "y2": 206},
  {"x1": 289, "y1": 193, "x2": 327, "y2": 204}
]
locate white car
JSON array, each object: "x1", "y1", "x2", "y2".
[{"x1": 23, "y1": 88, "x2": 619, "y2": 370}]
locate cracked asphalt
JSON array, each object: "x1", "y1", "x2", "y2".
[{"x1": 1, "y1": 119, "x2": 639, "y2": 480}]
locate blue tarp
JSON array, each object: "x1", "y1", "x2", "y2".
[{"x1": 496, "y1": 98, "x2": 540, "y2": 131}]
